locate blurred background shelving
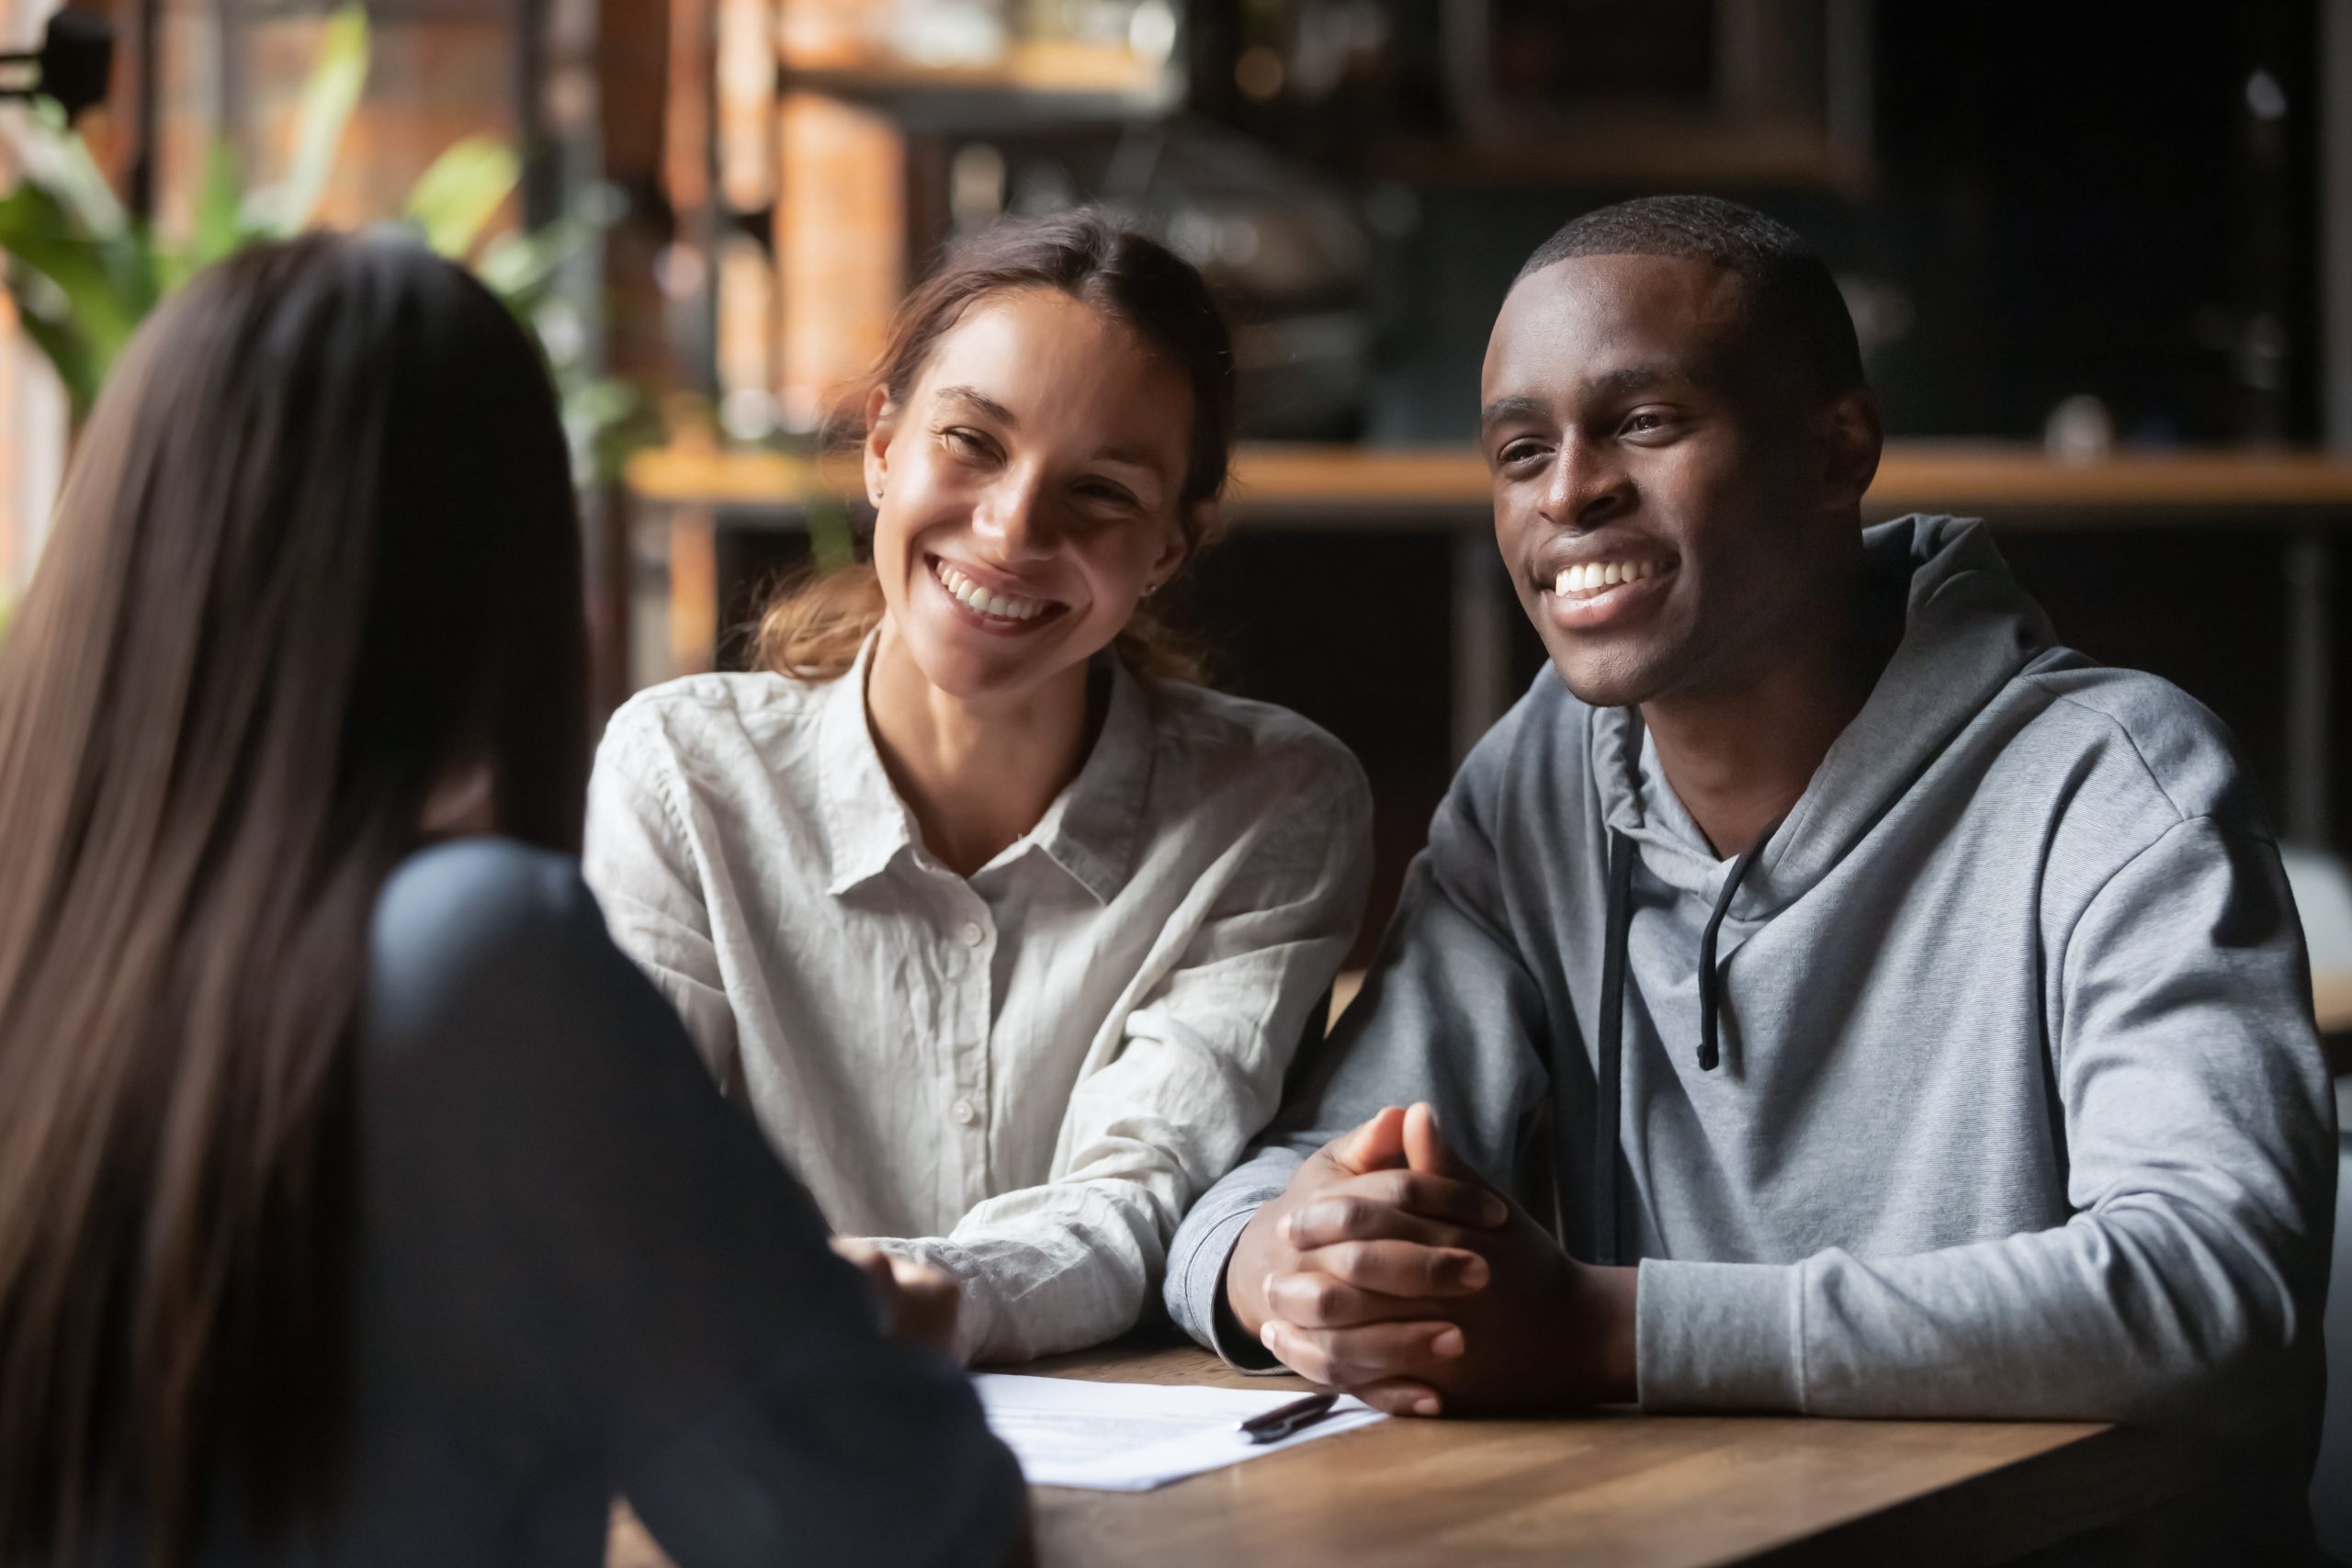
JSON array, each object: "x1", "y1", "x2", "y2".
[
  {"x1": 6, "y1": 0, "x2": 2352, "y2": 954},
  {"x1": 571, "y1": 0, "x2": 2352, "y2": 958}
]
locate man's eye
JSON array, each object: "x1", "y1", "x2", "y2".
[
  {"x1": 1499, "y1": 442, "x2": 1546, "y2": 468},
  {"x1": 1624, "y1": 412, "x2": 1670, "y2": 435}
]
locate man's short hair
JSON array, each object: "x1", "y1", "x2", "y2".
[{"x1": 1517, "y1": 195, "x2": 1865, "y2": 396}]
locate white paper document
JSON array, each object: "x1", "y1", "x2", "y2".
[{"x1": 972, "y1": 1374, "x2": 1385, "y2": 1491}]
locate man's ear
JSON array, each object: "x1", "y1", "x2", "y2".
[
  {"x1": 1820, "y1": 387, "x2": 1883, "y2": 510},
  {"x1": 862, "y1": 384, "x2": 899, "y2": 508}
]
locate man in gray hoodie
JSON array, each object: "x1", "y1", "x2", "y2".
[{"x1": 1165, "y1": 197, "x2": 2336, "y2": 1513}]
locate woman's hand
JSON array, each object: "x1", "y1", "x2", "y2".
[{"x1": 831, "y1": 1237, "x2": 962, "y2": 1352}]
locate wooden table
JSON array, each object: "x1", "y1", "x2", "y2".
[
  {"x1": 1023, "y1": 1340, "x2": 2207, "y2": 1567},
  {"x1": 608, "y1": 1337, "x2": 2208, "y2": 1568}
]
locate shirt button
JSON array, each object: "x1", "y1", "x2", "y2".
[
  {"x1": 959, "y1": 921, "x2": 986, "y2": 947},
  {"x1": 952, "y1": 1097, "x2": 980, "y2": 1126}
]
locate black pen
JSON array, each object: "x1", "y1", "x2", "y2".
[{"x1": 1235, "y1": 1391, "x2": 1340, "y2": 1445}]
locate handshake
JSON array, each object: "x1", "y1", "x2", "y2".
[{"x1": 1227, "y1": 1104, "x2": 1641, "y2": 1417}]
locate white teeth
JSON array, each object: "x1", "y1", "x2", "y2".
[
  {"x1": 931, "y1": 558, "x2": 1046, "y2": 621},
  {"x1": 1551, "y1": 560, "x2": 1664, "y2": 598}
]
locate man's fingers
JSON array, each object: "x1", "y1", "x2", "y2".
[
  {"x1": 1281, "y1": 1192, "x2": 1444, "y2": 1251},
  {"x1": 1261, "y1": 1256, "x2": 1480, "y2": 1327},
  {"x1": 1401, "y1": 1101, "x2": 1459, "y2": 1179},
  {"x1": 1326, "y1": 1106, "x2": 1410, "y2": 1177},
  {"x1": 1298, "y1": 1239, "x2": 1489, "y2": 1299},
  {"x1": 1280, "y1": 1182, "x2": 1499, "y2": 1250},
  {"x1": 1349, "y1": 1378, "x2": 1446, "y2": 1418},
  {"x1": 1347, "y1": 1168, "x2": 1510, "y2": 1229},
  {"x1": 1261, "y1": 1317, "x2": 1465, "y2": 1389}
]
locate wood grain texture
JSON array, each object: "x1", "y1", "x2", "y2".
[
  {"x1": 607, "y1": 1339, "x2": 2200, "y2": 1567},
  {"x1": 1020, "y1": 1344, "x2": 2203, "y2": 1568}
]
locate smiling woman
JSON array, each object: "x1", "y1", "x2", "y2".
[
  {"x1": 582, "y1": 209, "x2": 1374, "y2": 1368},
  {"x1": 754, "y1": 211, "x2": 1232, "y2": 688}
]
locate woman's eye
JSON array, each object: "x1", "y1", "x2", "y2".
[
  {"x1": 942, "y1": 427, "x2": 994, "y2": 459},
  {"x1": 1077, "y1": 480, "x2": 1139, "y2": 510}
]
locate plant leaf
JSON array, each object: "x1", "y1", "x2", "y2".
[
  {"x1": 402, "y1": 137, "x2": 518, "y2": 258},
  {"x1": 8, "y1": 100, "x2": 129, "y2": 240},
  {"x1": 0, "y1": 183, "x2": 140, "y2": 365},
  {"x1": 250, "y1": 4, "x2": 368, "y2": 235},
  {"x1": 474, "y1": 219, "x2": 588, "y2": 307},
  {"x1": 7, "y1": 284, "x2": 103, "y2": 418},
  {"x1": 190, "y1": 139, "x2": 250, "y2": 265}
]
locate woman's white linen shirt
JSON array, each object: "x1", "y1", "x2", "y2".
[{"x1": 583, "y1": 638, "x2": 1372, "y2": 1363}]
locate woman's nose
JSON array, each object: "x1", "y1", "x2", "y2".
[{"x1": 972, "y1": 472, "x2": 1054, "y2": 561}]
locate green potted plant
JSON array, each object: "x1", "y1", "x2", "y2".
[{"x1": 0, "y1": 5, "x2": 643, "y2": 484}]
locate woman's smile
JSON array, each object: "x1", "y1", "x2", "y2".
[{"x1": 925, "y1": 552, "x2": 1069, "y2": 635}]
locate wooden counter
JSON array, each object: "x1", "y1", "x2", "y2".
[
  {"x1": 608, "y1": 1337, "x2": 2211, "y2": 1568},
  {"x1": 625, "y1": 440, "x2": 2352, "y2": 523}
]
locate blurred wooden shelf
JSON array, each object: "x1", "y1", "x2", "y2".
[
  {"x1": 621, "y1": 441, "x2": 2352, "y2": 807},
  {"x1": 626, "y1": 442, "x2": 2352, "y2": 526},
  {"x1": 777, "y1": 40, "x2": 1177, "y2": 123}
]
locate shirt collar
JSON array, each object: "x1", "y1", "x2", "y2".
[
  {"x1": 1027, "y1": 652, "x2": 1155, "y2": 906},
  {"x1": 818, "y1": 632, "x2": 922, "y2": 896},
  {"x1": 816, "y1": 631, "x2": 1158, "y2": 905}
]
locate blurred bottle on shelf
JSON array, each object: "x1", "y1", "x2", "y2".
[
  {"x1": 718, "y1": 0, "x2": 776, "y2": 210},
  {"x1": 886, "y1": 0, "x2": 1009, "y2": 69},
  {"x1": 774, "y1": 92, "x2": 902, "y2": 434}
]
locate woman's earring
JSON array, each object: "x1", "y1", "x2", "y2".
[{"x1": 1143, "y1": 581, "x2": 1160, "y2": 598}]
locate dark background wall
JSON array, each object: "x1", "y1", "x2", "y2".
[{"x1": 1365, "y1": 2, "x2": 2320, "y2": 444}]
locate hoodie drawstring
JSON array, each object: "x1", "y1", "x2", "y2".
[
  {"x1": 1695, "y1": 818, "x2": 1781, "y2": 1072},
  {"x1": 1589, "y1": 815, "x2": 1782, "y2": 1266},
  {"x1": 1589, "y1": 833, "x2": 1635, "y2": 1266}
]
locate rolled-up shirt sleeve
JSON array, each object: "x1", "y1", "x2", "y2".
[{"x1": 888, "y1": 755, "x2": 1375, "y2": 1365}]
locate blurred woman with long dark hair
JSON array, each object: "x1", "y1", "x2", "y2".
[{"x1": 0, "y1": 233, "x2": 1019, "y2": 1567}]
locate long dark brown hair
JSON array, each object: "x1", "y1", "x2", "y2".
[
  {"x1": 0, "y1": 233, "x2": 587, "y2": 1563},
  {"x1": 753, "y1": 208, "x2": 1236, "y2": 684}
]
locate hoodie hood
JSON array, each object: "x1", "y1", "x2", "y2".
[
  {"x1": 1577, "y1": 514, "x2": 2064, "y2": 1261},
  {"x1": 1589, "y1": 514, "x2": 2058, "y2": 912}
]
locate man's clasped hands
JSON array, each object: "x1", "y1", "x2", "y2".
[{"x1": 1227, "y1": 1103, "x2": 1642, "y2": 1417}]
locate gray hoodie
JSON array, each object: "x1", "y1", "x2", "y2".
[{"x1": 1167, "y1": 515, "x2": 2336, "y2": 1454}]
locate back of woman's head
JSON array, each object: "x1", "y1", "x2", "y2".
[
  {"x1": 0, "y1": 232, "x2": 585, "y2": 1563},
  {"x1": 753, "y1": 207, "x2": 1236, "y2": 684}
]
